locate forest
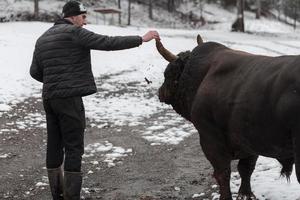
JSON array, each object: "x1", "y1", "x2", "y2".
[{"x1": 2, "y1": 0, "x2": 300, "y2": 30}]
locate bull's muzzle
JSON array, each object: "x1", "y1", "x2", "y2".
[
  {"x1": 158, "y1": 88, "x2": 164, "y2": 102},
  {"x1": 158, "y1": 86, "x2": 171, "y2": 104},
  {"x1": 158, "y1": 87, "x2": 165, "y2": 102}
]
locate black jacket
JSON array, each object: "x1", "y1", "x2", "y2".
[{"x1": 30, "y1": 19, "x2": 143, "y2": 99}]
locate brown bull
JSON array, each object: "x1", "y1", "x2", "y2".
[{"x1": 157, "y1": 35, "x2": 300, "y2": 200}]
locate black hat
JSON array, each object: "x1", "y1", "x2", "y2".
[{"x1": 62, "y1": 1, "x2": 87, "y2": 18}]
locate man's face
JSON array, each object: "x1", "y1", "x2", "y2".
[{"x1": 72, "y1": 14, "x2": 87, "y2": 27}]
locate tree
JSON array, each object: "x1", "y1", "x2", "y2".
[
  {"x1": 127, "y1": 0, "x2": 131, "y2": 25},
  {"x1": 118, "y1": 0, "x2": 121, "y2": 25},
  {"x1": 168, "y1": 0, "x2": 175, "y2": 12},
  {"x1": 232, "y1": 0, "x2": 245, "y2": 32},
  {"x1": 191, "y1": 0, "x2": 206, "y2": 27},
  {"x1": 222, "y1": 0, "x2": 236, "y2": 7},
  {"x1": 192, "y1": 0, "x2": 205, "y2": 17},
  {"x1": 149, "y1": 0, "x2": 153, "y2": 19},
  {"x1": 256, "y1": 0, "x2": 261, "y2": 19},
  {"x1": 274, "y1": 0, "x2": 283, "y2": 21},
  {"x1": 34, "y1": 0, "x2": 39, "y2": 19},
  {"x1": 291, "y1": 0, "x2": 298, "y2": 29},
  {"x1": 282, "y1": 0, "x2": 299, "y2": 28}
]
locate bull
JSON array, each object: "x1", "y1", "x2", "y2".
[{"x1": 156, "y1": 35, "x2": 300, "y2": 200}]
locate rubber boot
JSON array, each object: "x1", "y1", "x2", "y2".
[
  {"x1": 63, "y1": 171, "x2": 82, "y2": 200},
  {"x1": 47, "y1": 167, "x2": 64, "y2": 200}
]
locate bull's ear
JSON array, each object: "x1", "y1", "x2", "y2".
[{"x1": 197, "y1": 34, "x2": 203, "y2": 45}]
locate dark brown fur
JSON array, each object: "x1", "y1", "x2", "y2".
[{"x1": 159, "y1": 40, "x2": 300, "y2": 200}]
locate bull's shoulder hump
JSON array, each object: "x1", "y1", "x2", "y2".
[
  {"x1": 194, "y1": 41, "x2": 227, "y2": 51},
  {"x1": 190, "y1": 42, "x2": 227, "y2": 60}
]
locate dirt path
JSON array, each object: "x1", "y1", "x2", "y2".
[
  {"x1": 0, "y1": 95, "x2": 220, "y2": 200},
  {"x1": 0, "y1": 69, "x2": 221, "y2": 200},
  {"x1": 82, "y1": 115, "x2": 217, "y2": 200}
]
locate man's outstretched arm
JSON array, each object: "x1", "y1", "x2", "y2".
[{"x1": 75, "y1": 28, "x2": 160, "y2": 51}]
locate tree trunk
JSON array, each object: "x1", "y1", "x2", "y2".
[
  {"x1": 149, "y1": 0, "x2": 153, "y2": 19},
  {"x1": 232, "y1": 0, "x2": 244, "y2": 32},
  {"x1": 127, "y1": 0, "x2": 131, "y2": 25},
  {"x1": 34, "y1": 0, "x2": 39, "y2": 19},
  {"x1": 200, "y1": 1, "x2": 204, "y2": 18},
  {"x1": 168, "y1": 0, "x2": 175, "y2": 13},
  {"x1": 276, "y1": 1, "x2": 281, "y2": 21},
  {"x1": 293, "y1": 2, "x2": 297, "y2": 30},
  {"x1": 223, "y1": 0, "x2": 236, "y2": 7},
  {"x1": 256, "y1": 0, "x2": 261, "y2": 19},
  {"x1": 118, "y1": 0, "x2": 121, "y2": 25}
]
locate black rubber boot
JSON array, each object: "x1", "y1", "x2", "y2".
[
  {"x1": 63, "y1": 171, "x2": 82, "y2": 200},
  {"x1": 47, "y1": 167, "x2": 64, "y2": 200}
]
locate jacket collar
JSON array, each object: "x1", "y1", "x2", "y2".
[{"x1": 54, "y1": 18, "x2": 74, "y2": 25}]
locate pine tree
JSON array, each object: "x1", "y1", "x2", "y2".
[{"x1": 34, "y1": 0, "x2": 39, "y2": 19}]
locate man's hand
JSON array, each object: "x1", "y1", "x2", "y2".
[{"x1": 142, "y1": 30, "x2": 160, "y2": 42}]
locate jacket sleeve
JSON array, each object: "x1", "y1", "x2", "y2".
[
  {"x1": 74, "y1": 27, "x2": 143, "y2": 51},
  {"x1": 30, "y1": 48, "x2": 43, "y2": 83}
]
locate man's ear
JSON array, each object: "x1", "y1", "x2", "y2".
[{"x1": 69, "y1": 16, "x2": 76, "y2": 22}]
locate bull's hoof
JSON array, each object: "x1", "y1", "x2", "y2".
[{"x1": 236, "y1": 193, "x2": 256, "y2": 200}]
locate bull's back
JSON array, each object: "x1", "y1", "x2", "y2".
[{"x1": 193, "y1": 51, "x2": 300, "y2": 158}]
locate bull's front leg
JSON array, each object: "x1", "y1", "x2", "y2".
[
  {"x1": 236, "y1": 155, "x2": 258, "y2": 200},
  {"x1": 213, "y1": 167, "x2": 232, "y2": 200},
  {"x1": 197, "y1": 122, "x2": 233, "y2": 200}
]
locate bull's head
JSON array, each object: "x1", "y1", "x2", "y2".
[{"x1": 157, "y1": 35, "x2": 203, "y2": 104}]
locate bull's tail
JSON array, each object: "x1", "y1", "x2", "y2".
[
  {"x1": 278, "y1": 158, "x2": 294, "y2": 182},
  {"x1": 293, "y1": 130, "x2": 300, "y2": 184}
]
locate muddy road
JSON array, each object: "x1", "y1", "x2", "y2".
[{"x1": 0, "y1": 74, "x2": 220, "y2": 200}]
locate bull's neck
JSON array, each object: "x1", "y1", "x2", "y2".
[
  {"x1": 172, "y1": 76, "x2": 199, "y2": 121},
  {"x1": 171, "y1": 57, "x2": 213, "y2": 121},
  {"x1": 169, "y1": 42, "x2": 225, "y2": 121},
  {"x1": 172, "y1": 95, "x2": 194, "y2": 121}
]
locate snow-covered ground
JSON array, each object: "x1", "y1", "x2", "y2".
[{"x1": 2, "y1": 3, "x2": 300, "y2": 199}]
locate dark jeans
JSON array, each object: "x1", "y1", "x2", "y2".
[{"x1": 43, "y1": 96, "x2": 86, "y2": 172}]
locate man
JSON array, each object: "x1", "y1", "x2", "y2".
[{"x1": 30, "y1": 1, "x2": 160, "y2": 199}]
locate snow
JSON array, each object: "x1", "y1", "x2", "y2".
[
  {"x1": 35, "y1": 182, "x2": 48, "y2": 187},
  {"x1": 83, "y1": 141, "x2": 132, "y2": 167},
  {"x1": 192, "y1": 193, "x2": 205, "y2": 198},
  {"x1": 1, "y1": 2, "x2": 300, "y2": 199},
  {"x1": 230, "y1": 156, "x2": 300, "y2": 199},
  {"x1": 0, "y1": 153, "x2": 10, "y2": 158}
]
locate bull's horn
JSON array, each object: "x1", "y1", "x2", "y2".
[
  {"x1": 156, "y1": 39, "x2": 178, "y2": 62},
  {"x1": 197, "y1": 34, "x2": 203, "y2": 45}
]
